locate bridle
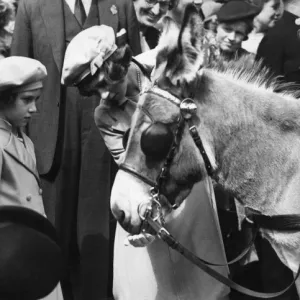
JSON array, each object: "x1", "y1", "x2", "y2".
[{"x1": 119, "y1": 84, "x2": 214, "y2": 219}]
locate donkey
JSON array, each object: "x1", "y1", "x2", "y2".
[{"x1": 111, "y1": 4, "x2": 300, "y2": 297}]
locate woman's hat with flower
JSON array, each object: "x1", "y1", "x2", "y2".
[{"x1": 61, "y1": 25, "x2": 126, "y2": 86}]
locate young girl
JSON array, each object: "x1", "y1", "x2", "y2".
[
  {"x1": 0, "y1": 56, "x2": 64, "y2": 300},
  {"x1": 0, "y1": 56, "x2": 47, "y2": 214}
]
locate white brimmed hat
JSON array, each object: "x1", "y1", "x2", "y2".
[{"x1": 61, "y1": 25, "x2": 123, "y2": 86}]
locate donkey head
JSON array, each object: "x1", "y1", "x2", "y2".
[{"x1": 110, "y1": 4, "x2": 211, "y2": 234}]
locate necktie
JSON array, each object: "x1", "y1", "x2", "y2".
[{"x1": 74, "y1": 0, "x2": 86, "y2": 26}]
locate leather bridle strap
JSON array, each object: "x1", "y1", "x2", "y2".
[
  {"x1": 248, "y1": 213, "x2": 300, "y2": 231},
  {"x1": 119, "y1": 164, "x2": 157, "y2": 187},
  {"x1": 147, "y1": 217, "x2": 300, "y2": 299},
  {"x1": 189, "y1": 124, "x2": 214, "y2": 177},
  {"x1": 203, "y1": 225, "x2": 258, "y2": 266},
  {"x1": 120, "y1": 162, "x2": 259, "y2": 267}
]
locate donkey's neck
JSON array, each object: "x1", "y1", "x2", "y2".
[{"x1": 201, "y1": 71, "x2": 300, "y2": 215}]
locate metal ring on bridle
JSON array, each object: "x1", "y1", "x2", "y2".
[
  {"x1": 180, "y1": 98, "x2": 197, "y2": 120},
  {"x1": 138, "y1": 200, "x2": 153, "y2": 221}
]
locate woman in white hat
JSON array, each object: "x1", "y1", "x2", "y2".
[
  {"x1": 0, "y1": 56, "x2": 64, "y2": 300},
  {"x1": 62, "y1": 25, "x2": 152, "y2": 165}
]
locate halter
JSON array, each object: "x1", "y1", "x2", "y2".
[{"x1": 119, "y1": 85, "x2": 214, "y2": 223}]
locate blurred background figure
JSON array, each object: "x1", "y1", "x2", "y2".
[
  {"x1": 257, "y1": 0, "x2": 300, "y2": 84},
  {"x1": 167, "y1": 0, "x2": 212, "y2": 24},
  {"x1": 213, "y1": 0, "x2": 260, "y2": 60},
  {"x1": 242, "y1": 0, "x2": 284, "y2": 54},
  {"x1": 0, "y1": 0, "x2": 15, "y2": 59},
  {"x1": 133, "y1": 0, "x2": 177, "y2": 51},
  {"x1": 202, "y1": 0, "x2": 223, "y2": 33}
]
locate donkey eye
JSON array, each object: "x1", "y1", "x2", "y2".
[
  {"x1": 140, "y1": 122, "x2": 174, "y2": 160},
  {"x1": 122, "y1": 128, "x2": 131, "y2": 149}
]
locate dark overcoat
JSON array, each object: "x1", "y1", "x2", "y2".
[{"x1": 257, "y1": 11, "x2": 300, "y2": 84}]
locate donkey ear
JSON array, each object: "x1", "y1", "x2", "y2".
[
  {"x1": 176, "y1": 4, "x2": 206, "y2": 83},
  {"x1": 152, "y1": 16, "x2": 180, "y2": 83},
  {"x1": 157, "y1": 16, "x2": 180, "y2": 53}
]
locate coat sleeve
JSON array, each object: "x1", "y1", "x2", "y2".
[
  {"x1": 96, "y1": 124, "x2": 126, "y2": 166},
  {"x1": 10, "y1": 0, "x2": 33, "y2": 57},
  {"x1": 94, "y1": 108, "x2": 126, "y2": 166}
]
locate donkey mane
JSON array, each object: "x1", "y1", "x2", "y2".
[
  {"x1": 208, "y1": 55, "x2": 300, "y2": 99},
  {"x1": 205, "y1": 55, "x2": 300, "y2": 134}
]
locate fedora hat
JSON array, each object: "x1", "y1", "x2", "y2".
[{"x1": 0, "y1": 206, "x2": 64, "y2": 300}]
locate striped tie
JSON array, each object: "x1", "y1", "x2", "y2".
[{"x1": 74, "y1": 0, "x2": 86, "y2": 26}]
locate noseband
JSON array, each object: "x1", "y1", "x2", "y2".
[{"x1": 119, "y1": 85, "x2": 214, "y2": 222}]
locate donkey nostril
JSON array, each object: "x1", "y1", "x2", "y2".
[
  {"x1": 115, "y1": 211, "x2": 133, "y2": 233},
  {"x1": 116, "y1": 210, "x2": 125, "y2": 224},
  {"x1": 116, "y1": 210, "x2": 130, "y2": 229}
]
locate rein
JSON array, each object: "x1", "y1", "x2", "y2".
[{"x1": 119, "y1": 86, "x2": 300, "y2": 298}]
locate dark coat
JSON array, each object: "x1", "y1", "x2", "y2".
[
  {"x1": 10, "y1": 0, "x2": 142, "y2": 299},
  {"x1": 144, "y1": 26, "x2": 160, "y2": 50},
  {"x1": 257, "y1": 11, "x2": 300, "y2": 84}
]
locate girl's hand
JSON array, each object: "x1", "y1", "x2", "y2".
[{"x1": 124, "y1": 232, "x2": 156, "y2": 247}]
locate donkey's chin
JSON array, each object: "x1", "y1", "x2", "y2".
[{"x1": 110, "y1": 170, "x2": 152, "y2": 234}]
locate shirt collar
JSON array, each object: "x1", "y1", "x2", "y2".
[{"x1": 0, "y1": 118, "x2": 13, "y2": 131}]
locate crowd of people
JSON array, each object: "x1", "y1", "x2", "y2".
[{"x1": 0, "y1": 0, "x2": 300, "y2": 299}]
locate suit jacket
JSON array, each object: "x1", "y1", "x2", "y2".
[
  {"x1": 257, "y1": 11, "x2": 300, "y2": 84},
  {"x1": 144, "y1": 26, "x2": 160, "y2": 50},
  {"x1": 94, "y1": 59, "x2": 150, "y2": 165},
  {"x1": 11, "y1": 0, "x2": 142, "y2": 175},
  {"x1": 0, "y1": 119, "x2": 45, "y2": 215}
]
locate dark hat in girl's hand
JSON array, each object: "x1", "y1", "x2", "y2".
[{"x1": 0, "y1": 205, "x2": 64, "y2": 300}]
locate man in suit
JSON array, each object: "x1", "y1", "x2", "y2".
[
  {"x1": 133, "y1": 0, "x2": 175, "y2": 51},
  {"x1": 11, "y1": 0, "x2": 142, "y2": 299},
  {"x1": 257, "y1": 0, "x2": 300, "y2": 84}
]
